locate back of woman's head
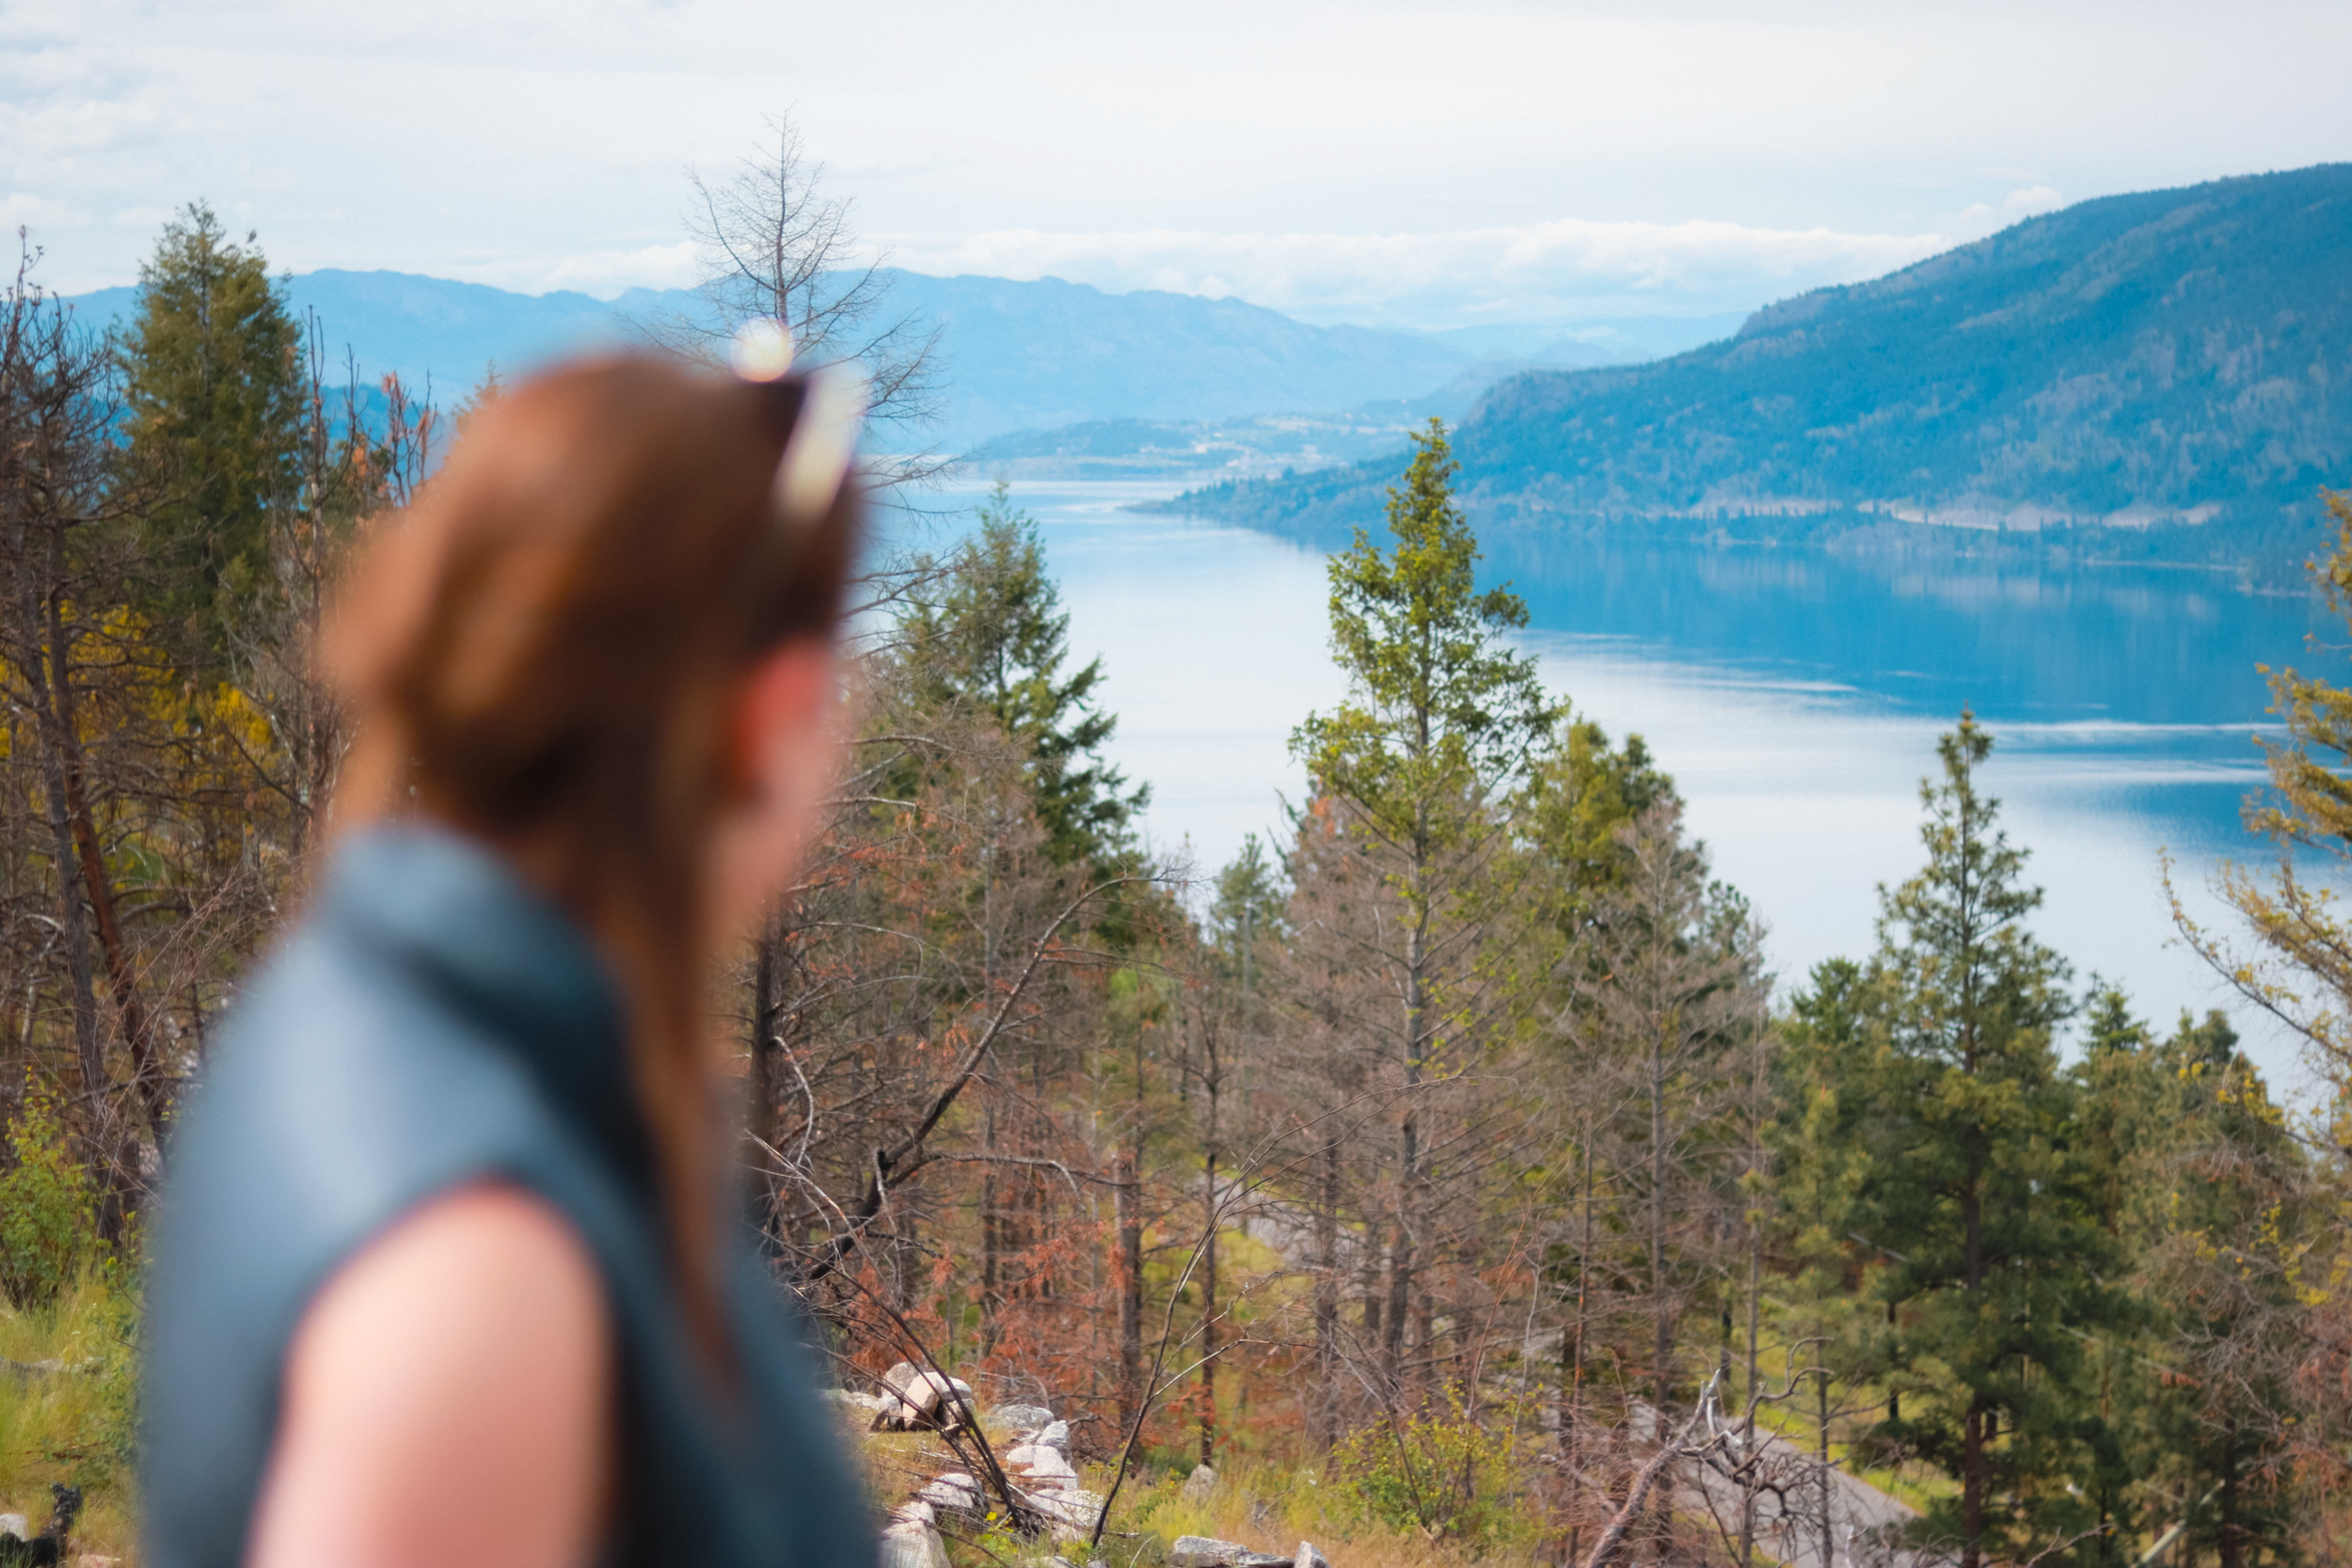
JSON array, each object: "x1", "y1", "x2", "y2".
[{"x1": 326, "y1": 351, "x2": 859, "y2": 1353}]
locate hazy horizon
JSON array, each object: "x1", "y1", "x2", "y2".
[{"x1": 11, "y1": 1, "x2": 2347, "y2": 328}]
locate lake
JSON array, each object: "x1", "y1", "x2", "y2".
[{"x1": 907, "y1": 479, "x2": 2337, "y2": 1094}]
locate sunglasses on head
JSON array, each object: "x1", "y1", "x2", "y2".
[{"x1": 731, "y1": 318, "x2": 867, "y2": 536}]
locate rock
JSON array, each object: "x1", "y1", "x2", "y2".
[
  {"x1": 826, "y1": 1387, "x2": 893, "y2": 1417},
  {"x1": 917, "y1": 1472, "x2": 983, "y2": 1519},
  {"x1": 892, "y1": 1499, "x2": 937, "y2": 1528},
  {"x1": 1025, "y1": 1487, "x2": 1105, "y2": 1542},
  {"x1": 1294, "y1": 1544, "x2": 1330, "y2": 1568},
  {"x1": 876, "y1": 1362, "x2": 977, "y2": 1431},
  {"x1": 0, "y1": 1515, "x2": 25, "y2": 1541},
  {"x1": 1034, "y1": 1418, "x2": 1072, "y2": 1455},
  {"x1": 985, "y1": 1402, "x2": 1057, "y2": 1434},
  {"x1": 1007, "y1": 1442, "x2": 1078, "y2": 1483},
  {"x1": 1180, "y1": 1464, "x2": 1218, "y2": 1503},
  {"x1": 880, "y1": 1522, "x2": 951, "y2": 1568},
  {"x1": 1170, "y1": 1536, "x2": 1247, "y2": 1568},
  {"x1": 1168, "y1": 1543, "x2": 1291, "y2": 1568}
]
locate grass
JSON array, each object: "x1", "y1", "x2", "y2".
[
  {"x1": 0, "y1": 1266, "x2": 140, "y2": 1561},
  {"x1": 864, "y1": 1421, "x2": 1551, "y2": 1568},
  {"x1": 1083, "y1": 1451, "x2": 1541, "y2": 1568}
]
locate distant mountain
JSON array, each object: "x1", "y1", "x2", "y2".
[
  {"x1": 879, "y1": 272, "x2": 1483, "y2": 446},
  {"x1": 66, "y1": 268, "x2": 1483, "y2": 449},
  {"x1": 67, "y1": 270, "x2": 648, "y2": 400},
  {"x1": 1178, "y1": 165, "x2": 2352, "y2": 570},
  {"x1": 66, "y1": 267, "x2": 1748, "y2": 454}
]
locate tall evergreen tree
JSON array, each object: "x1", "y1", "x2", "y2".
[
  {"x1": 1766, "y1": 958, "x2": 1890, "y2": 1561},
  {"x1": 1861, "y1": 713, "x2": 2112, "y2": 1568},
  {"x1": 2078, "y1": 997, "x2": 2307, "y2": 1566},
  {"x1": 119, "y1": 202, "x2": 303, "y2": 659},
  {"x1": 2172, "y1": 487, "x2": 2352, "y2": 1538},
  {"x1": 901, "y1": 481, "x2": 1146, "y2": 866},
  {"x1": 1290, "y1": 417, "x2": 1560, "y2": 1388}
]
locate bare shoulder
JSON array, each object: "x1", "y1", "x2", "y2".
[{"x1": 247, "y1": 1182, "x2": 612, "y2": 1568}]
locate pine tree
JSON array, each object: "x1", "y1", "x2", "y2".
[
  {"x1": 1860, "y1": 712, "x2": 2112, "y2": 1568},
  {"x1": 900, "y1": 481, "x2": 1146, "y2": 866},
  {"x1": 2171, "y1": 486, "x2": 2352, "y2": 1536},
  {"x1": 2083, "y1": 1000, "x2": 2308, "y2": 1566},
  {"x1": 1767, "y1": 959, "x2": 1889, "y2": 1562},
  {"x1": 119, "y1": 202, "x2": 303, "y2": 660},
  {"x1": 1290, "y1": 417, "x2": 1560, "y2": 1391}
]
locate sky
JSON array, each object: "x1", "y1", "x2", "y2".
[{"x1": 7, "y1": 0, "x2": 2350, "y2": 329}]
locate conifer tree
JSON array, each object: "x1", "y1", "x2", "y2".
[
  {"x1": 119, "y1": 202, "x2": 304, "y2": 661},
  {"x1": 2172, "y1": 486, "x2": 2352, "y2": 1531},
  {"x1": 1860, "y1": 713, "x2": 2110, "y2": 1568},
  {"x1": 2079, "y1": 996, "x2": 2307, "y2": 1565},
  {"x1": 1290, "y1": 417, "x2": 1559, "y2": 1390},
  {"x1": 900, "y1": 481, "x2": 1146, "y2": 867},
  {"x1": 1767, "y1": 959, "x2": 1889, "y2": 1560}
]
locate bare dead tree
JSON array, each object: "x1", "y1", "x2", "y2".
[
  {"x1": 660, "y1": 114, "x2": 946, "y2": 482},
  {"x1": 0, "y1": 241, "x2": 175, "y2": 1182}
]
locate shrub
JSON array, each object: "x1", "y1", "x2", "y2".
[
  {"x1": 0, "y1": 1088, "x2": 95, "y2": 1310},
  {"x1": 1330, "y1": 1391, "x2": 1533, "y2": 1550}
]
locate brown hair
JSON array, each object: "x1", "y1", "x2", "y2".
[{"x1": 326, "y1": 352, "x2": 859, "y2": 1358}]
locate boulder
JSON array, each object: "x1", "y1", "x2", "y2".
[
  {"x1": 1180, "y1": 1464, "x2": 1217, "y2": 1503},
  {"x1": 825, "y1": 1387, "x2": 894, "y2": 1418},
  {"x1": 1033, "y1": 1418, "x2": 1072, "y2": 1456},
  {"x1": 0, "y1": 1516, "x2": 25, "y2": 1542},
  {"x1": 984, "y1": 1402, "x2": 1057, "y2": 1434},
  {"x1": 1169, "y1": 1543, "x2": 1291, "y2": 1568},
  {"x1": 1295, "y1": 1544, "x2": 1330, "y2": 1568},
  {"x1": 1169, "y1": 1537, "x2": 1246, "y2": 1568},
  {"x1": 876, "y1": 1362, "x2": 977, "y2": 1431},
  {"x1": 880, "y1": 1521, "x2": 951, "y2": 1568},
  {"x1": 917, "y1": 1472, "x2": 983, "y2": 1518},
  {"x1": 1025, "y1": 1487, "x2": 1105, "y2": 1542},
  {"x1": 1006, "y1": 1443, "x2": 1077, "y2": 1484}
]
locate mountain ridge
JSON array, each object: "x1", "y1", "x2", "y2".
[
  {"x1": 61, "y1": 267, "x2": 1742, "y2": 452},
  {"x1": 1172, "y1": 162, "x2": 2352, "y2": 572}
]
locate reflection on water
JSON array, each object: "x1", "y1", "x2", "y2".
[
  {"x1": 913, "y1": 481, "x2": 2336, "y2": 1095},
  {"x1": 1480, "y1": 531, "x2": 2311, "y2": 729}
]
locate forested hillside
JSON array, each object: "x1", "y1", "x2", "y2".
[
  {"x1": 1182, "y1": 164, "x2": 2352, "y2": 572},
  {"x1": 9, "y1": 197, "x2": 2352, "y2": 1568}
]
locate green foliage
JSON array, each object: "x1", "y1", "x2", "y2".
[
  {"x1": 119, "y1": 200, "x2": 305, "y2": 659},
  {"x1": 1519, "y1": 717, "x2": 1677, "y2": 929},
  {"x1": 1209, "y1": 833, "x2": 1285, "y2": 952},
  {"x1": 1292, "y1": 419, "x2": 1559, "y2": 839},
  {"x1": 1849, "y1": 714, "x2": 2121, "y2": 1560},
  {"x1": 902, "y1": 481, "x2": 1148, "y2": 866},
  {"x1": 1769, "y1": 958, "x2": 1883, "y2": 1387},
  {"x1": 2075, "y1": 998, "x2": 2308, "y2": 1564},
  {"x1": 0, "y1": 1090, "x2": 95, "y2": 1311},
  {"x1": 1329, "y1": 1394, "x2": 1533, "y2": 1549},
  {"x1": 0, "y1": 1259, "x2": 140, "y2": 1559}
]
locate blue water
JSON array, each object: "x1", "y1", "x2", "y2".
[{"x1": 904, "y1": 480, "x2": 2338, "y2": 1095}]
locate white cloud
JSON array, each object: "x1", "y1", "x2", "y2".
[
  {"x1": 7, "y1": 1, "x2": 2344, "y2": 315},
  {"x1": 1950, "y1": 184, "x2": 2068, "y2": 242},
  {"x1": 877, "y1": 217, "x2": 1951, "y2": 329}
]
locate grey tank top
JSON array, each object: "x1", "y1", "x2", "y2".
[{"x1": 142, "y1": 825, "x2": 874, "y2": 1568}]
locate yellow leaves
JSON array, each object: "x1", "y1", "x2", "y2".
[{"x1": 199, "y1": 683, "x2": 277, "y2": 754}]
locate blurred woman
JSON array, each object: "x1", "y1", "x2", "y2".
[{"x1": 142, "y1": 344, "x2": 874, "y2": 1568}]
